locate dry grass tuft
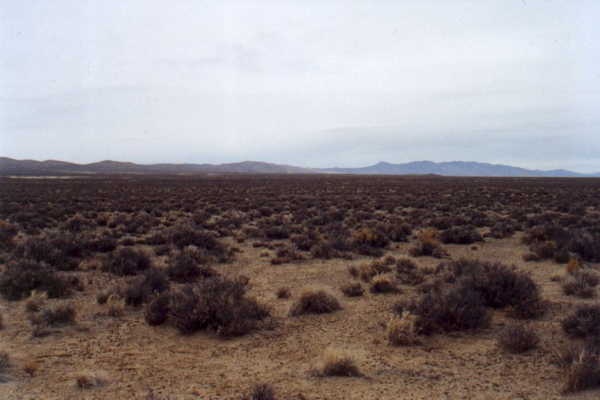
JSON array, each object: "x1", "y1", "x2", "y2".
[
  {"x1": 289, "y1": 290, "x2": 342, "y2": 316},
  {"x1": 558, "y1": 342, "x2": 600, "y2": 393},
  {"x1": 23, "y1": 359, "x2": 39, "y2": 377},
  {"x1": 314, "y1": 348, "x2": 362, "y2": 377},
  {"x1": 106, "y1": 294, "x2": 125, "y2": 317},
  {"x1": 387, "y1": 312, "x2": 420, "y2": 346},
  {"x1": 242, "y1": 383, "x2": 276, "y2": 400},
  {"x1": 276, "y1": 287, "x2": 291, "y2": 299},
  {"x1": 369, "y1": 275, "x2": 401, "y2": 294},
  {"x1": 75, "y1": 371, "x2": 107, "y2": 390},
  {"x1": 341, "y1": 282, "x2": 364, "y2": 297},
  {"x1": 497, "y1": 324, "x2": 539, "y2": 353},
  {"x1": 25, "y1": 290, "x2": 48, "y2": 313}
]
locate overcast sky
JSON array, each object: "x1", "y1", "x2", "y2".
[{"x1": 1, "y1": 1, "x2": 599, "y2": 171}]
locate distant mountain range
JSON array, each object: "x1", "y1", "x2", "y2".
[
  {"x1": 1, "y1": 157, "x2": 598, "y2": 177},
  {"x1": 0, "y1": 158, "x2": 315, "y2": 176},
  {"x1": 318, "y1": 161, "x2": 600, "y2": 177}
]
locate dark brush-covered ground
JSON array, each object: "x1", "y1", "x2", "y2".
[{"x1": 1, "y1": 174, "x2": 600, "y2": 399}]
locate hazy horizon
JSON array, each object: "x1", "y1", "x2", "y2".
[{"x1": 2, "y1": 1, "x2": 599, "y2": 172}]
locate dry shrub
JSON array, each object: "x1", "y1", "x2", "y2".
[
  {"x1": 242, "y1": 383, "x2": 276, "y2": 400},
  {"x1": 124, "y1": 269, "x2": 171, "y2": 306},
  {"x1": 440, "y1": 226, "x2": 482, "y2": 245},
  {"x1": 0, "y1": 352, "x2": 10, "y2": 380},
  {"x1": 276, "y1": 287, "x2": 291, "y2": 299},
  {"x1": 96, "y1": 291, "x2": 110, "y2": 305},
  {"x1": 106, "y1": 295, "x2": 125, "y2": 317},
  {"x1": 33, "y1": 303, "x2": 76, "y2": 327},
  {"x1": 369, "y1": 275, "x2": 401, "y2": 294},
  {"x1": 347, "y1": 265, "x2": 359, "y2": 278},
  {"x1": 289, "y1": 290, "x2": 342, "y2": 316},
  {"x1": 438, "y1": 258, "x2": 544, "y2": 317},
  {"x1": 25, "y1": 290, "x2": 48, "y2": 313},
  {"x1": 395, "y1": 258, "x2": 425, "y2": 285},
  {"x1": 351, "y1": 227, "x2": 389, "y2": 249},
  {"x1": 0, "y1": 260, "x2": 70, "y2": 301},
  {"x1": 562, "y1": 271, "x2": 599, "y2": 299},
  {"x1": 387, "y1": 312, "x2": 420, "y2": 346},
  {"x1": 397, "y1": 284, "x2": 490, "y2": 335},
  {"x1": 562, "y1": 304, "x2": 600, "y2": 338},
  {"x1": 497, "y1": 324, "x2": 539, "y2": 353},
  {"x1": 75, "y1": 371, "x2": 107, "y2": 390},
  {"x1": 102, "y1": 248, "x2": 151, "y2": 276},
  {"x1": 341, "y1": 283, "x2": 364, "y2": 297},
  {"x1": 315, "y1": 348, "x2": 362, "y2": 377},
  {"x1": 558, "y1": 341, "x2": 600, "y2": 393},
  {"x1": 409, "y1": 228, "x2": 447, "y2": 258},
  {"x1": 566, "y1": 257, "x2": 583, "y2": 275},
  {"x1": 23, "y1": 359, "x2": 39, "y2": 377},
  {"x1": 0, "y1": 220, "x2": 17, "y2": 250},
  {"x1": 167, "y1": 249, "x2": 216, "y2": 283},
  {"x1": 145, "y1": 292, "x2": 171, "y2": 326},
  {"x1": 0, "y1": 352, "x2": 8, "y2": 369},
  {"x1": 0, "y1": 313, "x2": 3, "y2": 330},
  {"x1": 358, "y1": 260, "x2": 391, "y2": 282},
  {"x1": 169, "y1": 276, "x2": 270, "y2": 337}
]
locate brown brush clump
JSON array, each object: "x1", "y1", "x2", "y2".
[
  {"x1": 557, "y1": 341, "x2": 600, "y2": 393},
  {"x1": 341, "y1": 282, "x2": 364, "y2": 297},
  {"x1": 0, "y1": 352, "x2": 9, "y2": 374},
  {"x1": 314, "y1": 348, "x2": 362, "y2": 377},
  {"x1": 562, "y1": 304, "x2": 600, "y2": 338},
  {"x1": 75, "y1": 371, "x2": 107, "y2": 390},
  {"x1": 31, "y1": 303, "x2": 76, "y2": 328},
  {"x1": 395, "y1": 258, "x2": 425, "y2": 286},
  {"x1": 409, "y1": 228, "x2": 447, "y2": 258},
  {"x1": 562, "y1": 271, "x2": 599, "y2": 299},
  {"x1": 242, "y1": 383, "x2": 276, "y2": 400},
  {"x1": 369, "y1": 275, "x2": 401, "y2": 294},
  {"x1": 289, "y1": 290, "x2": 342, "y2": 316},
  {"x1": 276, "y1": 287, "x2": 291, "y2": 299},
  {"x1": 358, "y1": 260, "x2": 391, "y2": 282},
  {"x1": 497, "y1": 324, "x2": 539, "y2": 353},
  {"x1": 25, "y1": 290, "x2": 48, "y2": 313},
  {"x1": 347, "y1": 265, "x2": 359, "y2": 279},
  {"x1": 0, "y1": 313, "x2": 3, "y2": 330},
  {"x1": 23, "y1": 359, "x2": 39, "y2": 377},
  {"x1": 106, "y1": 295, "x2": 125, "y2": 318},
  {"x1": 168, "y1": 276, "x2": 270, "y2": 337},
  {"x1": 144, "y1": 292, "x2": 171, "y2": 326},
  {"x1": 387, "y1": 312, "x2": 420, "y2": 346}
]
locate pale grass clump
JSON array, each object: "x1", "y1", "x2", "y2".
[
  {"x1": 387, "y1": 311, "x2": 420, "y2": 346},
  {"x1": 106, "y1": 295, "x2": 125, "y2": 317},
  {"x1": 74, "y1": 370, "x2": 108, "y2": 389},
  {"x1": 369, "y1": 274, "x2": 401, "y2": 294},
  {"x1": 25, "y1": 290, "x2": 48, "y2": 313},
  {"x1": 561, "y1": 345, "x2": 600, "y2": 393},
  {"x1": 314, "y1": 348, "x2": 362, "y2": 377}
]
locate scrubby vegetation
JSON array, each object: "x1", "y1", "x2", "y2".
[
  {"x1": 167, "y1": 276, "x2": 270, "y2": 337},
  {"x1": 497, "y1": 324, "x2": 539, "y2": 353},
  {"x1": 314, "y1": 348, "x2": 362, "y2": 377},
  {"x1": 1, "y1": 174, "x2": 600, "y2": 397},
  {"x1": 289, "y1": 290, "x2": 342, "y2": 316}
]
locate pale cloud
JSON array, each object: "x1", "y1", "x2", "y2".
[{"x1": 1, "y1": 0, "x2": 599, "y2": 171}]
